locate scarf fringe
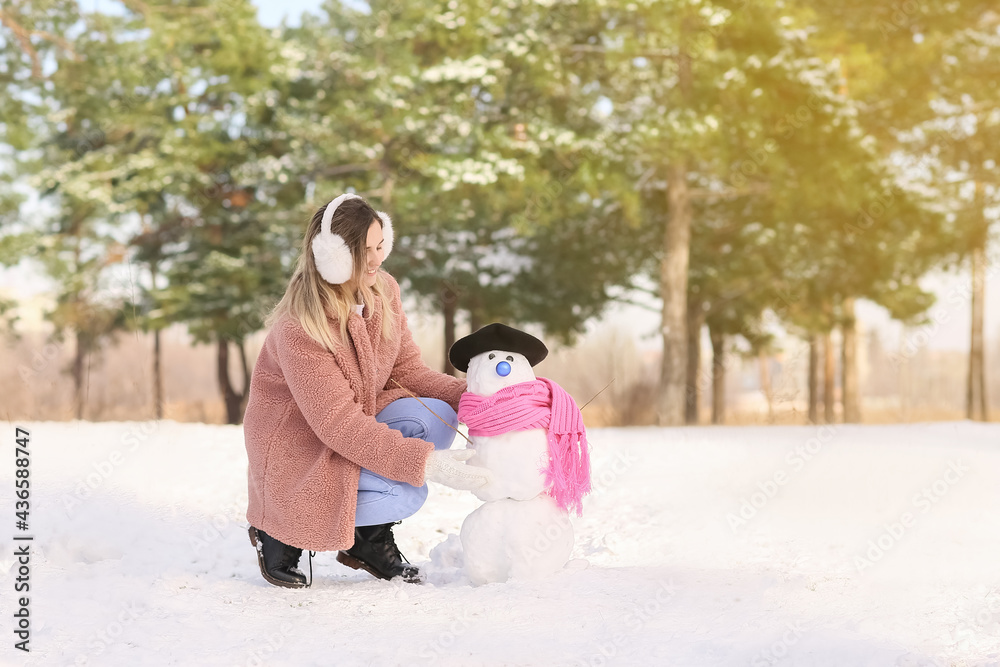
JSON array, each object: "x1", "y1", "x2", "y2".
[{"x1": 545, "y1": 431, "x2": 591, "y2": 516}]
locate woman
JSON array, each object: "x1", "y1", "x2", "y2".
[{"x1": 244, "y1": 193, "x2": 489, "y2": 588}]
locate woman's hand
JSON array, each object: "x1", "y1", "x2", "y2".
[{"x1": 424, "y1": 449, "x2": 492, "y2": 491}]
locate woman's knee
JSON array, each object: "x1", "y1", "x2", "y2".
[
  {"x1": 410, "y1": 483, "x2": 429, "y2": 508},
  {"x1": 355, "y1": 477, "x2": 429, "y2": 526},
  {"x1": 380, "y1": 397, "x2": 457, "y2": 449},
  {"x1": 419, "y1": 399, "x2": 458, "y2": 450},
  {"x1": 379, "y1": 483, "x2": 429, "y2": 524}
]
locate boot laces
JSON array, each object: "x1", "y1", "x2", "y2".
[{"x1": 385, "y1": 522, "x2": 410, "y2": 565}]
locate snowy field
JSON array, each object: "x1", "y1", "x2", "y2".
[{"x1": 1, "y1": 420, "x2": 999, "y2": 666}]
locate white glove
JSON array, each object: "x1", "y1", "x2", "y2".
[{"x1": 424, "y1": 449, "x2": 492, "y2": 491}]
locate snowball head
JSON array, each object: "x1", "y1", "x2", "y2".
[{"x1": 466, "y1": 350, "x2": 536, "y2": 397}]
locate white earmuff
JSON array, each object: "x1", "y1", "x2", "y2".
[
  {"x1": 311, "y1": 193, "x2": 362, "y2": 284},
  {"x1": 376, "y1": 210, "x2": 394, "y2": 260}
]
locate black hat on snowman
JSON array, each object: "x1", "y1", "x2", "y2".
[{"x1": 449, "y1": 323, "x2": 548, "y2": 374}]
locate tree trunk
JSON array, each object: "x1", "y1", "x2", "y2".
[
  {"x1": 443, "y1": 287, "x2": 457, "y2": 376},
  {"x1": 657, "y1": 161, "x2": 692, "y2": 426},
  {"x1": 808, "y1": 335, "x2": 819, "y2": 424},
  {"x1": 656, "y1": 15, "x2": 693, "y2": 427},
  {"x1": 151, "y1": 260, "x2": 163, "y2": 420},
  {"x1": 968, "y1": 237, "x2": 988, "y2": 421},
  {"x1": 238, "y1": 338, "x2": 251, "y2": 419},
  {"x1": 154, "y1": 328, "x2": 163, "y2": 419},
  {"x1": 710, "y1": 326, "x2": 725, "y2": 425},
  {"x1": 759, "y1": 349, "x2": 774, "y2": 423},
  {"x1": 73, "y1": 329, "x2": 85, "y2": 420},
  {"x1": 685, "y1": 300, "x2": 704, "y2": 424},
  {"x1": 841, "y1": 297, "x2": 861, "y2": 423},
  {"x1": 898, "y1": 328, "x2": 911, "y2": 421},
  {"x1": 217, "y1": 337, "x2": 243, "y2": 425},
  {"x1": 823, "y1": 331, "x2": 836, "y2": 423},
  {"x1": 469, "y1": 293, "x2": 483, "y2": 335}
]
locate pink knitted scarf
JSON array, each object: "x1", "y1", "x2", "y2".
[{"x1": 458, "y1": 378, "x2": 591, "y2": 516}]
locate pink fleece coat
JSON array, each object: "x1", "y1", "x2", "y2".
[{"x1": 243, "y1": 273, "x2": 466, "y2": 552}]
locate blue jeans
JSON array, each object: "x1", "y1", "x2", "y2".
[{"x1": 355, "y1": 397, "x2": 457, "y2": 527}]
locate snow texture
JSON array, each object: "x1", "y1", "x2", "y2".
[{"x1": 1, "y1": 420, "x2": 999, "y2": 666}]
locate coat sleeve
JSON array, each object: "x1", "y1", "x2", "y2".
[
  {"x1": 386, "y1": 277, "x2": 467, "y2": 411},
  {"x1": 273, "y1": 318, "x2": 433, "y2": 486}
]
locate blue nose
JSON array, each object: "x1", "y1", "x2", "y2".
[{"x1": 496, "y1": 361, "x2": 511, "y2": 377}]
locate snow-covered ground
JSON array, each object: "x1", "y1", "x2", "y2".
[{"x1": 1, "y1": 420, "x2": 999, "y2": 666}]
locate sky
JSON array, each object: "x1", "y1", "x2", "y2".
[
  {"x1": 82, "y1": 0, "x2": 327, "y2": 26},
  {"x1": 253, "y1": 0, "x2": 326, "y2": 27}
]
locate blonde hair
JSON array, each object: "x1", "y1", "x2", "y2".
[{"x1": 266, "y1": 198, "x2": 395, "y2": 352}]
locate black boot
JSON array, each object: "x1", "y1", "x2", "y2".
[
  {"x1": 336, "y1": 522, "x2": 421, "y2": 583},
  {"x1": 248, "y1": 526, "x2": 309, "y2": 588}
]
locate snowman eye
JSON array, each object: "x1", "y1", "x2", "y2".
[
  {"x1": 506, "y1": 355, "x2": 514, "y2": 362},
  {"x1": 488, "y1": 353, "x2": 495, "y2": 360}
]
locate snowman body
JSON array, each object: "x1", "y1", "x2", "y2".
[
  {"x1": 461, "y1": 495, "x2": 573, "y2": 585},
  {"x1": 459, "y1": 350, "x2": 575, "y2": 584},
  {"x1": 466, "y1": 429, "x2": 547, "y2": 502}
]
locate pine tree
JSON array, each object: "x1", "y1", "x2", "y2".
[
  {"x1": 282, "y1": 0, "x2": 643, "y2": 373},
  {"x1": 0, "y1": 1, "x2": 82, "y2": 335},
  {"x1": 129, "y1": 0, "x2": 288, "y2": 424},
  {"x1": 809, "y1": 0, "x2": 995, "y2": 420},
  {"x1": 6, "y1": 4, "x2": 138, "y2": 418},
  {"x1": 595, "y1": 0, "x2": 866, "y2": 423}
]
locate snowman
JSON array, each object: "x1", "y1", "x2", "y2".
[{"x1": 448, "y1": 323, "x2": 591, "y2": 585}]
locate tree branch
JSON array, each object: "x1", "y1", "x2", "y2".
[
  {"x1": 688, "y1": 182, "x2": 771, "y2": 199},
  {"x1": 307, "y1": 162, "x2": 381, "y2": 183},
  {"x1": 568, "y1": 44, "x2": 677, "y2": 59},
  {"x1": 0, "y1": 9, "x2": 82, "y2": 79},
  {"x1": 117, "y1": 0, "x2": 214, "y2": 17},
  {"x1": 28, "y1": 27, "x2": 78, "y2": 57},
  {"x1": 624, "y1": 283, "x2": 660, "y2": 298},
  {"x1": 0, "y1": 10, "x2": 41, "y2": 79},
  {"x1": 612, "y1": 296, "x2": 660, "y2": 312}
]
